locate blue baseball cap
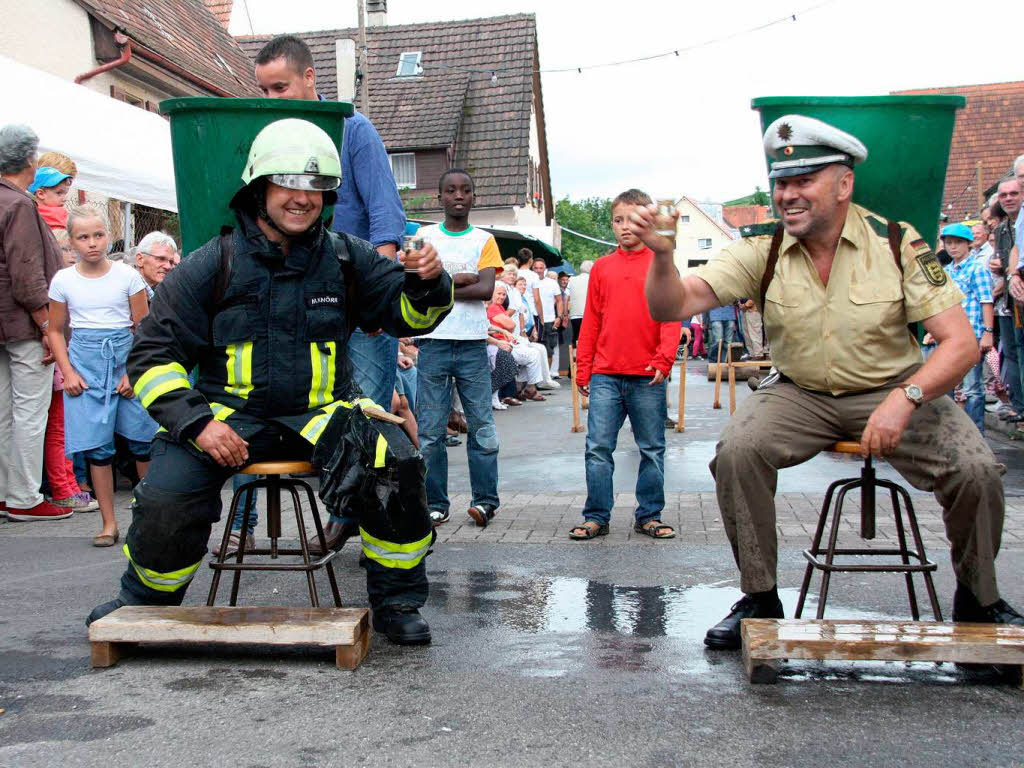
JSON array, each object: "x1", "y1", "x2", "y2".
[
  {"x1": 940, "y1": 223, "x2": 972, "y2": 242},
  {"x1": 28, "y1": 166, "x2": 72, "y2": 195}
]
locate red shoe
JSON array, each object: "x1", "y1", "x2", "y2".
[
  {"x1": 6, "y1": 500, "x2": 73, "y2": 522},
  {"x1": 0, "y1": 500, "x2": 6, "y2": 519}
]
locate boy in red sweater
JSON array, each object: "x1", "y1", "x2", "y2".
[{"x1": 571, "y1": 189, "x2": 682, "y2": 540}]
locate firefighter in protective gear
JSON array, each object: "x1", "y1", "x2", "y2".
[{"x1": 86, "y1": 119, "x2": 454, "y2": 644}]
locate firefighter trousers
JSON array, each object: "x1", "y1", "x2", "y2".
[{"x1": 116, "y1": 424, "x2": 430, "y2": 611}]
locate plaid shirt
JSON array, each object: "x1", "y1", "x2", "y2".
[{"x1": 944, "y1": 256, "x2": 993, "y2": 339}]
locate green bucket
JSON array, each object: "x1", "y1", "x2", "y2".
[
  {"x1": 160, "y1": 97, "x2": 355, "y2": 256},
  {"x1": 751, "y1": 95, "x2": 965, "y2": 250}
]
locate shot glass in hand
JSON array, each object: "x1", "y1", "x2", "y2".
[
  {"x1": 402, "y1": 235, "x2": 425, "y2": 274},
  {"x1": 654, "y1": 200, "x2": 678, "y2": 238}
]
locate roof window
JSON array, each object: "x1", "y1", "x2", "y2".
[{"x1": 396, "y1": 52, "x2": 423, "y2": 77}]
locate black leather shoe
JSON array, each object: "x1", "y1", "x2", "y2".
[
  {"x1": 704, "y1": 593, "x2": 784, "y2": 650},
  {"x1": 306, "y1": 520, "x2": 359, "y2": 555},
  {"x1": 372, "y1": 608, "x2": 432, "y2": 645},
  {"x1": 86, "y1": 598, "x2": 125, "y2": 627},
  {"x1": 953, "y1": 584, "x2": 1024, "y2": 625}
]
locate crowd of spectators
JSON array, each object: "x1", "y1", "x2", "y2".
[
  {"x1": 0, "y1": 124, "x2": 177, "y2": 545},
  {"x1": 679, "y1": 300, "x2": 769, "y2": 363}
]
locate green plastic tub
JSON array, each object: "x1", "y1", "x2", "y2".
[
  {"x1": 160, "y1": 97, "x2": 354, "y2": 255},
  {"x1": 751, "y1": 95, "x2": 965, "y2": 250}
]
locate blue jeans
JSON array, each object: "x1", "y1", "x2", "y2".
[
  {"x1": 349, "y1": 329, "x2": 399, "y2": 409},
  {"x1": 230, "y1": 473, "x2": 260, "y2": 534},
  {"x1": 961, "y1": 358, "x2": 986, "y2": 434},
  {"x1": 396, "y1": 364, "x2": 418, "y2": 411},
  {"x1": 707, "y1": 320, "x2": 736, "y2": 362},
  {"x1": 998, "y1": 316, "x2": 1024, "y2": 414},
  {"x1": 415, "y1": 339, "x2": 499, "y2": 512},
  {"x1": 582, "y1": 374, "x2": 667, "y2": 525}
]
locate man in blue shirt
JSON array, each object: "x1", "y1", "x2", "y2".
[{"x1": 243, "y1": 35, "x2": 406, "y2": 552}]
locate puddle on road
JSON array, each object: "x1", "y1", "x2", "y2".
[{"x1": 429, "y1": 571, "x2": 974, "y2": 685}]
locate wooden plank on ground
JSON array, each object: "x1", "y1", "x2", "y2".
[
  {"x1": 741, "y1": 618, "x2": 1024, "y2": 685},
  {"x1": 89, "y1": 606, "x2": 371, "y2": 669}
]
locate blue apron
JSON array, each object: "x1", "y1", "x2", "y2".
[{"x1": 64, "y1": 327, "x2": 159, "y2": 456}]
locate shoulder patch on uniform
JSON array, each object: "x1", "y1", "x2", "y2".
[
  {"x1": 865, "y1": 215, "x2": 889, "y2": 238},
  {"x1": 740, "y1": 221, "x2": 779, "y2": 238},
  {"x1": 917, "y1": 250, "x2": 947, "y2": 286}
]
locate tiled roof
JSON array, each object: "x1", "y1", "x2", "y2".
[
  {"x1": 371, "y1": 71, "x2": 471, "y2": 150},
  {"x1": 237, "y1": 14, "x2": 540, "y2": 209},
  {"x1": 203, "y1": 0, "x2": 233, "y2": 29},
  {"x1": 894, "y1": 81, "x2": 1024, "y2": 217},
  {"x1": 722, "y1": 204, "x2": 770, "y2": 229},
  {"x1": 73, "y1": 0, "x2": 259, "y2": 97}
]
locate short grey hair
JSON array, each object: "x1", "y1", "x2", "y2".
[
  {"x1": 1014, "y1": 154, "x2": 1024, "y2": 174},
  {"x1": 0, "y1": 124, "x2": 39, "y2": 175},
  {"x1": 580, "y1": 260, "x2": 594, "y2": 274},
  {"x1": 134, "y1": 231, "x2": 178, "y2": 262}
]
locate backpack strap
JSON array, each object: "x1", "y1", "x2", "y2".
[
  {"x1": 887, "y1": 220, "x2": 904, "y2": 276},
  {"x1": 327, "y1": 231, "x2": 359, "y2": 335},
  {"x1": 758, "y1": 224, "x2": 785, "y2": 313}
]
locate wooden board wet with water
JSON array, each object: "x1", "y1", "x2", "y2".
[
  {"x1": 741, "y1": 618, "x2": 1024, "y2": 685},
  {"x1": 88, "y1": 605, "x2": 371, "y2": 670}
]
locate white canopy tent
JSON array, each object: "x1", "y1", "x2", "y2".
[{"x1": 1, "y1": 54, "x2": 177, "y2": 212}]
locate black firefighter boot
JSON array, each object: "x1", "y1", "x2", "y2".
[
  {"x1": 372, "y1": 606, "x2": 432, "y2": 645},
  {"x1": 704, "y1": 586, "x2": 784, "y2": 650}
]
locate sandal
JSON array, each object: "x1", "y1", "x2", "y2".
[
  {"x1": 92, "y1": 529, "x2": 120, "y2": 548},
  {"x1": 502, "y1": 397, "x2": 523, "y2": 406},
  {"x1": 522, "y1": 390, "x2": 546, "y2": 402},
  {"x1": 569, "y1": 521, "x2": 609, "y2": 540},
  {"x1": 634, "y1": 520, "x2": 676, "y2": 539}
]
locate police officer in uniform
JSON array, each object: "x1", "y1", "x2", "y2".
[
  {"x1": 86, "y1": 119, "x2": 454, "y2": 644},
  {"x1": 639, "y1": 114, "x2": 1024, "y2": 649}
]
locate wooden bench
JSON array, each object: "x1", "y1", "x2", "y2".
[
  {"x1": 741, "y1": 618, "x2": 1024, "y2": 686},
  {"x1": 88, "y1": 605, "x2": 371, "y2": 671}
]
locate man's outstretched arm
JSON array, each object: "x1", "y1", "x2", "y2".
[{"x1": 625, "y1": 204, "x2": 723, "y2": 321}]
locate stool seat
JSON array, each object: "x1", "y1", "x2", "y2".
[
  {"x1": 829, "y1": 441, "x2": 862, "y2": 455},
  {"x1": 240, "y1": 460, "x2": 314, "y2": 476}
]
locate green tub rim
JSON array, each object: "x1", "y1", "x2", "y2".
[
  {"x1": 160, "y1": 96, "x2": 355, "y2": 117},
  {"x1": 751, "y1": 95, "x2": 966, "y2": 109}
]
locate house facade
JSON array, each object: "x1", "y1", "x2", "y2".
[
  {"x1": 237, "y1": 12, "x2": 554, "y2": 230},
  {"x1": 672, "y1": 196, "x2": 735, "y2": 273}
]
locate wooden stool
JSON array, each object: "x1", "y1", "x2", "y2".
[
  {"x1": 795, "y1": 441, "x2": 942, "y2": 622},
  {"x1": 207, "y1": 460, "x2": 342, "y2": 609}
]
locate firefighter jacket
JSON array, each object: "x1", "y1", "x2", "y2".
[{"x1": 128, "y1": 211, "x2": 453, "y2": 447}]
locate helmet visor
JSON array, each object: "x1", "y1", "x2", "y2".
[{"x1": 266, "y1": 173, "x2": 341, "y2": 192}]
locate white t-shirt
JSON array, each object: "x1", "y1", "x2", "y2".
[
  {"x1": 567, "y1": 273, "x2": 589, "y2": 319},
  {"x1": 520, "y1": 269, "x2": 539, "y2": 315},
  {"x1": 48, "y1": 262, "x2": 147, "y2": 329},
  {"x1": 536, "y1": 276, "x2": 560, "y2": 320},
  {"x1": 506, "y1": 287, "x2": 526, "y2": 335},
  {"x1": 419, "y1": 223, "x2": 504, "y2": 340}
]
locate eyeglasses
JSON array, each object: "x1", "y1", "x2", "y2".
[{"x1": 140, "y1": 252, "x2": 175, "y2": 265}]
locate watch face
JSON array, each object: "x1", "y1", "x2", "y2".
[{"x1": 907, "y1": 385, "x2": 923, "y2": 401}]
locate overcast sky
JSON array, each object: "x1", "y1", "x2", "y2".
[{"x1": 231, "y1": 0, "x2": 1024, "y2": 204}]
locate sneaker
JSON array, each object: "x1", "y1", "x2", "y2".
[
  {"x1": 665, "y1": 417, "x2": 677, "y2": 429},
  {"x1": 7, "y1": 500, "x2": 73, "y2": 522},
  {"x1": 50, "y1": 492, "x2": 100, "y2": 512},
  {"x1": 0, "y1": 500, "x2": 6, "y2": 519},
  {"x1": 537, "y1": 379, "x2": 561, "y2": 390},
  {"x1": 430, "y1": 509, "x2": 450, "y2": 526},
  {"x1": 467, "y1": 503, "x2": 497, "y2": 528}
]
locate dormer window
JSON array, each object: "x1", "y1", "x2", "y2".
[{"x1": 396, "y1": 52, "x2": 423, "y2": 77}]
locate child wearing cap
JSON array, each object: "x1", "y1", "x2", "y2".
[{"x1": 29, "y1": 166, "x2": 73, "y2": 230}]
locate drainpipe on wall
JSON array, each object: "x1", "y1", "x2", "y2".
[{"x1": 75, "y1": 30, "x2": 131, "y2": 84}]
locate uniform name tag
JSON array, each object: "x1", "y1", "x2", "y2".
[{"x1": 307, "y1": 293, "x2": 340, "y2": 308}]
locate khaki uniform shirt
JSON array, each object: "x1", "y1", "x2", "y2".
[{"x1": 694, "y1": 203, "x2": 963, "y2": 395}]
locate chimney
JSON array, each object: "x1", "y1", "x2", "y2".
[
  {"x1": 366, "y1": 0, "x2": 387, "y2": 27},
  {"x1": 335, "y1": 39, "x2": 357, "y2": 103},
  {"x1": 203, "y1": 0, "x2": 233, "y2": 29}
]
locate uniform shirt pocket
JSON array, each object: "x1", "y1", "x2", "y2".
[
  {"x1": 304, "y1": 281, "x2": 346, "y2": 341},
  {"x1": 211, "y1": 298, "x2": 257, "y2": 346},
  {"x1": 848, "y1": 280, "x2": 905, "y2": 338}
]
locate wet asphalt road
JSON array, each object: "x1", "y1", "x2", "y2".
[
  {"x1": 1, "y1": 538, "x2": 1022, "y2": 768},
  {"x1": 2, "y1": 369, "x2": 1022, "y2": 766}
]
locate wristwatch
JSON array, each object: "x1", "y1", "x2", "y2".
[{"x1": 902, "y1": 384, "x2": 924, "y2": 408}]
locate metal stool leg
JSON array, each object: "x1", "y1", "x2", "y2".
[
  {"x1": 796, "y1": 478, "x2": 849, "y2": 618},
  {"x1": 896, "y1": 484, "x2": 943, "y2": 621},
  {"x1": 287, "y1": 484, "x2": 319, "y2": 607},
  {"x1": 266, "y1": 480, "x2": 281, "y2": 560},
  {"x1": 208, "y1": 486, "x2": 246, "y2": 606},
  {"x1": 817, "y1": 481, "x2": 859, "y2": 619},
  {"x1": 889, "y1": 486, "x2": 920, "y2": 620},
  {"x1": 297, "y1": 480, "x2": 342, "y2": 607},
  {"x1": 229, "y1": 485, "x2": 255, "y2": 607}
]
